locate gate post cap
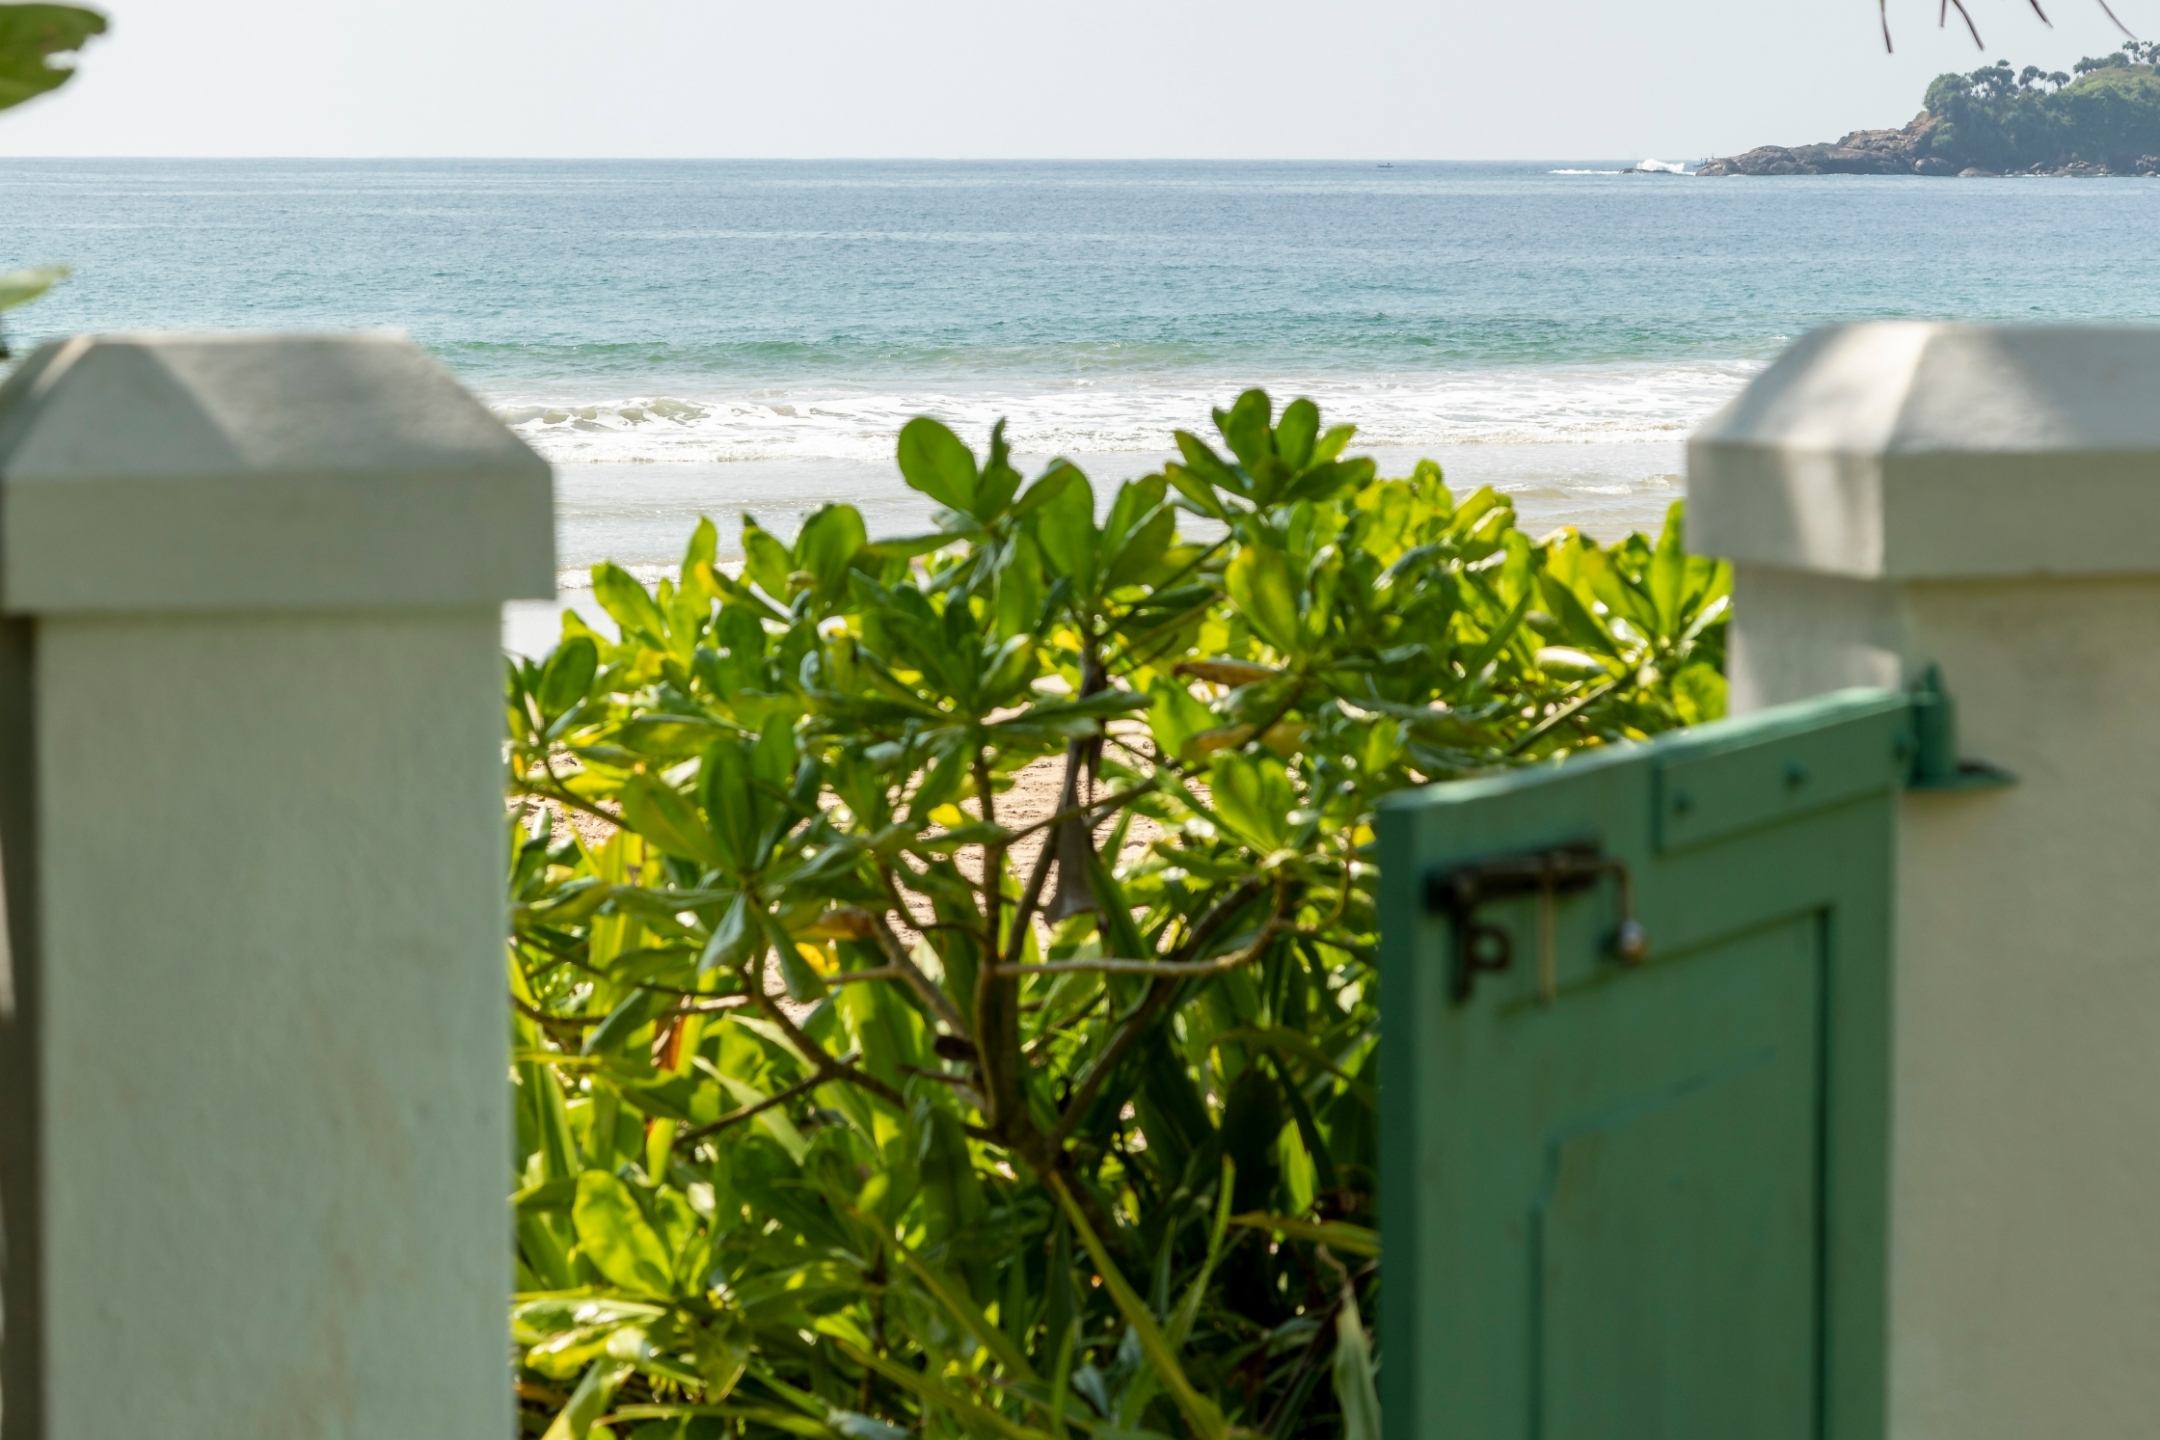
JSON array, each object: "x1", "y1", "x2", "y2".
[
  {"x1": 1690, "y1": 322, "x2": 2160, "y2": 580},
  {"x1": 0, "y1": 330, "x2": 554, "y2": 614}
]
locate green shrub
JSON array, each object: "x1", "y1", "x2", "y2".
[{"x1": 505, "y1": 392, "x2": 1729, "y2": 1439}]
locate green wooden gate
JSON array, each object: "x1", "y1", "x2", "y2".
[{"x1": 1378, "y1": 688, "x2": 1917, "y2": 1439}]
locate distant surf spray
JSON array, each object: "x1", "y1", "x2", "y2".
[
  {"x1": 1634, "y1": 158, "x2": 1690, "y2": 174},
  {"x1": 1551, "y1": 159, "x2": 1691, "y2": 176}
]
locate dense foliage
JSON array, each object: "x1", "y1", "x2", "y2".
[
  {"x1": 1922, "y1": 42, "x2": 2160, "y2": 170},
  {"x1": 504, "y1": 394, "x2": 1729, "y2": 1439}
]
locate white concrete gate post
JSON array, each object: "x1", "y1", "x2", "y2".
[
  {"x1": 0, "y1": 333, "x2": 553, "y2": 1437},
  {"x1": 1692, "y1": 322, "x2": 2160, "y2": 1440}
]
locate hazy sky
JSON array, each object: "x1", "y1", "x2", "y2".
[{"x1": 3, "y1": 0, "x2": 2150, "y2": 159}]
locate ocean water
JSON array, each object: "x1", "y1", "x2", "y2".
[{"x1": 5, "y1": 157, "x2": 2159, "y2": 637}]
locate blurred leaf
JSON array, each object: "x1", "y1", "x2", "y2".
[
  {"x1": 540, "y1": 1360, "x2": 632, "y2": 1440},
  {"x1": 1647, "y1": 499, "x2": 1688, "y2": 634},
  {"x1": 795, "y1": 503, "x2": 867, "y2": 595},
  {"x1": 1215, "y1": 388, "x2": 1272, "y2": 471},
  {"x1": 1275, "y1": 396, "x2": 1320, "y2": 470},
  {"x1": 620, "y1": 773, "x2": 725, "y2": 869},
  {"x1": 538, "y1": 636, "x2": 599, "y2": 721},
  {"x1": 0, "y1": 5, "x2": 103, "y2": 114},
  {"x1": 0, "y1": 262, "x2": 65, "y2": 313},
  {"x1": 1208, "y1": 751, "x2": 1294, "y2": 853},
  {"x1": 897, "y1": 416, "x2": 980, "y2": 515},
  {"x1": 573, "y1": 1172, "x2": 675, "y2": 1298},
  {"x1": 1332, "y1": 1288, "x2": 1382, "y2": 1440},
  {"x1": 594, "y1": 563, "x2": 668, "y2": 645},
  {"x1": 1227, "y1": 1213, "x2": 1380, "y2": 1257},
  {"x1": 1225, "y1": 545, "x2": 1302, "y2": 657}
]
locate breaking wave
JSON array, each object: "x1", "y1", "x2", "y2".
[
  {"x1": 1549, "y1": 160, "x2": 1692, "y2": 176},
  {"x1": 494, "y1": 361, "x2": 1758, "y2": 468}
]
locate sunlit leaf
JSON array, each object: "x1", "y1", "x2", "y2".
[{"x1": 572, "y1": 1173, "x2": 676, "y2": 1298}]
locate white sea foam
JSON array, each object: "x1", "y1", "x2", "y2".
[
  {"x1": 1549, "y1": 168, "x2": 1624, "y2": 176},
  {"x1": 1634, "y1": 158, "x2": 1691, "y2": 175},
  {"x1": 493, "y1": 361, "x2": 1759, "y2": 469}
]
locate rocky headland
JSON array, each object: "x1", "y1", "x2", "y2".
[{"x1": 1697, "y1": 50, "x2": 2160, "y2": 177}]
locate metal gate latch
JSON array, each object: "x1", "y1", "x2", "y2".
[{"x1": 1424, "y1": 842, "x2": 1648, "y2": 1004}]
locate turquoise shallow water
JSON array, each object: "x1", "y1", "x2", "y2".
[{"x1": 5, "y1": 157, "x2": 2159, "y2": 612}]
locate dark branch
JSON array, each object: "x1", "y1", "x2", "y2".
[{"x1": 1882, "y1": 0, "x2": 2134, "y2": 51}]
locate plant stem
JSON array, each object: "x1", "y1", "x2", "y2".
[
  {"x1": 672, "y1": 1052, "x2": 861, "y2": 1148},
  {"x1": 970, "y1": 746, "x2": 1025, "y2": 1137}
]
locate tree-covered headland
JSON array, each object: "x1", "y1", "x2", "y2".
[
  {"x1": 1702, "y1": 41, "x2": 2160, "y2": 176},
  {"x1": 1925, "y1": 42, "x2": 2160, "y2": 171}
]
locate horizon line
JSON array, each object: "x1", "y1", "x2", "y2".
[{"x1": 0, "y1": 153, "x2": 1701, "y2": 165}]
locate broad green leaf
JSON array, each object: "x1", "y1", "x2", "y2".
[
  {"x1": 699, "y1": 739, "x2": 756, "y2": 871},
  {"x1": 698, "y1": 892, "x2": 754, "y2": 973},
  {"x1": 794, "y1": 503, "x2": 866, "y2": 596},
  {"x1": 0, "y1": 6, "x2": 103, "y2": 114},
  {"x1": 679, "y1": 511, "x2": 717, "y2": 577},
  {"x1": 741, "y1": 518, "x2": 793, "y2": 602},
  {"x1": 1214, "y1": 388, "x2": 1272, "y2": 472},
  {"x1": 572, "y1": 1173, "x2": 675, "y2": 1297},
  {"x1": 896, "y1": 416, "x2": 979, "y2": 514},
  {"x1": 1647, "y1": 499, "x2": 1688, "y2": 633},
  {"x1": 1163, "y1": 458, "x2": 1229, "y2": 519},
  {"x1": 593, "y1": 563, "x2": 668, "y2": 645},
  {"x1": 538, "y1": 636, "x2": 599, "y2": 721},
  {"x1": 1225, "y1": 545, "x2": 1302, "y2": 657},
  {"x1": 1671, "y1": 660, "x2": 1728, "y2": 725},
  {"x1": 620, "y1": 773, "x2": 726, "y2": 868},
  {"x1": 693, "y1": 1316, "x2": 752, "y2": 1400},
  {"x1": 977, "y1": 417, "x2": 1024, "y2": 516},
  {"x1": 583, "y1": 988, "x2": 663, "y2": 1057},
  {"x1": 1275, "y1": 396, "x2": 1321, "y2": 471},
  {"x1": 1208, "y1": 751, "x2": 1294, "y2": 853},
  {"x1": 1313, "y1": 421, "x2": 1359, "y2": 466},
  {"x1": 1012, "y1": 460, "x2": 1081, "y2": 518},
  {"x1": 1536, "y1": 569, "x2": 1618, "y2": 654},
  {"x1": 1147, "y1": 679, "x2": 1214, "y2": 760},
  {"x1": 1104, "y1": 497, "x2": 1175, "y2": 592},
  {"x1": 1032, "y1": 468, "x2": 1097, "y2": 596},
  {"x1": 764, "y1": 911, "x2": 824, "y2": 1002},
  {"x1": 1174, "y1": 429, "x2": 1246, "y2": 499}
]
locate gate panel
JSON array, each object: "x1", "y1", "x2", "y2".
[{"x1": 1379, "y1": 689, "x2": 1904, "y2": 1440}]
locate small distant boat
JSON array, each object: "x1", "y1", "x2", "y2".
[{"x1": 1376, "y1": 162, "x2": 1396, "y2": 169}]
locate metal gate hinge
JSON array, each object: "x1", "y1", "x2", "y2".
[
  {"x1": 1905, "y1": 665, "x2": 2015, "y2": 793},
  {"x1": 1423, "y1": 842, "x2": 1648, "y2": 1005}
]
